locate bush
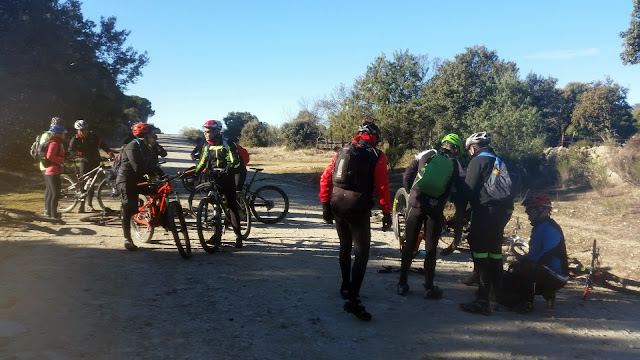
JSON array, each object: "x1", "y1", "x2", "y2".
[
  {"x1": 180, "y1": 127, "x2": 201, "y2": 143},
  {"x1": 240, "y1": 120, "x2": 270, "y2": 147},
  {"x1": 385, "y1": 146, "x2": 407, "y2": 170},
  {"x1": 554, "y1": 148, "x2": 592, "y2": 188},
  {"x1": 281, "y1": 119, "x2": 321, "y2": 150},
  {"x1": 612, "y1": 136, "x2": 640, "y2": 186},
  {"x1": 588, "y1": 158, "x2": 609, "y2": 193}
]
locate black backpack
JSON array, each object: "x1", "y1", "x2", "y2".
[
  {"x1": 332, "y1": 143, "x2": 379, "y2": 193},
  {"x1": 477, "y1": 152, "x2": 520, "y2": 201}
]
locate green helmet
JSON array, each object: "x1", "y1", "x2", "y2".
[{"x1": 441, "y1": 133, "x2": 463, "y2": 154}]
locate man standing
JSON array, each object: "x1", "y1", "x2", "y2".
[
  {"x1": 319, "y1": 119, "x2": 392, "y2": 321},
  {"x1": 397, "y1": 134, "x2": 466, "y2": 299},
  {"x1": 68, "y1": 120, "x2": 113, "y2": 213},
  {"x1": 460, "y1": 131, "x2": 513, "y2": 315}
]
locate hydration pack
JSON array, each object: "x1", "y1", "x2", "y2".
[
  {"x1": 332, "y1": 143, "x2": 379, "y2": 193},
  {"x1": 30, "y1": 134, "x2": 51, "y2": 167},
  {"x1": 477, "y1": 152, "x2": 520, "y2": 202},
  {"x1": 414, "y1": 150, "x2": 453, "y2": 198}
]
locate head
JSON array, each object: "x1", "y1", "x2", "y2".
[
  {"x1": 354, "y1": 119, "x2": 380, "y2": 146},
  {"x1": 74, "y1": 119, "x2": 89, "y2": 136},
  {"x1": 440, "y1": 133, "x2": 463, "y2": 157},
  {"x1": 521, "y1": 193, "x2": 552, "y2": 224},
  {"x1": 49, "y1": 125, "x2": 68, "y2": 140},
  {"x1": 131, "y1": 123, "x2": 156, "y2": 143},
  {"x1": 203, "y1": 120, "x2": 223, "y2": 144},
  {"x1": 50, "y1": 117, "x2": 63, "y2": 127},
  {"x1": 465, "y1": 131, "x2": 491, "y2": 156}
]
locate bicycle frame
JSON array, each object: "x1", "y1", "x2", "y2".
[
  {"x1": 68, "y1": 162, "x2": 115, "y2": 195},
  {"x1": 134, "y1": 180, "x2": 175, "y2": 228}
]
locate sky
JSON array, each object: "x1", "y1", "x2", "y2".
[{"x1": 80, "y1": 0, "x2": 640, "y2": 134}]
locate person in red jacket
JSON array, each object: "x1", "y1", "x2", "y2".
[
  {"x1": 319, "y1": 119, "x2": 392, "y2": 321},
  {"x1": 43, "y1": 125, "x2": 68, "y2": 222}
]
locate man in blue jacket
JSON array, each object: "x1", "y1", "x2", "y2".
[{"x1": 500, "y1": 193, "x2": 569, "y2": 313}]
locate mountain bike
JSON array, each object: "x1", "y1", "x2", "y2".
[
  {"x1": 58, "y1": 157, "x2": 119, "y2": 213},
  {"x1": 504, "y1": 216, "x2": 529, "y2": 258},
  {"x1": 193, "y1": 169, "x2": 251, "y2": 253},
  {"x1": 569, "y1": 239, "x2": 640, "y2": 299},
  {"x1": 130, "y1": 173, "x2": 191, "y2": 259},
  {"x1": 240, "y1": 167, "x2": 289, "y2": 224},
  {"x1": 78, "y1": 207, "x2": 121, "y2": 226}
]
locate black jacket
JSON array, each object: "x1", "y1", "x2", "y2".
[
  {"x1": 68, "y1": 132, "x2": 111, "y2": 167},
  {"x1": 116, "y1": 139, "x2": 163, "y2": 184},
  {"x1": 464, "y1": 146, "x2": 513, "y2": 208}
]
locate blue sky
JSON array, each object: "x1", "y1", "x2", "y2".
[{"x1": 80, "y1": 0, "x2": 640, "y2": 134}]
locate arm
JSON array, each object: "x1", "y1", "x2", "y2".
[
  {"x1": 374, "y1": 152, "x2": 391, "y2": 213},
  {"x1": 195, "y1": 145, "x2": 208, "y2": 172},
  {"x1": 67, "y1": 135, "x2": 80, "y2": 158},
  {"x1": 97, "y1": 136, "x2": 113, "y2": 155},
  {"x1": 522, "y1": 223, "x2": 562, "y2": 263},
  {"x1": 402, "y1": 157, "x2": 419, "y2": 192},
  {"x1": 47, "y1": 142, "x2": 65, "y2": 165},
  {"x1": 154, "y1": 143, "x2": 167, "y2": 158},
  {"x1": 319, "y1": 153, "x2": 337, "y2": 203}
]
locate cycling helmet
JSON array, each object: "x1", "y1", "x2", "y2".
[
  {"x1": 74, "y1": 120, "x2": 89, "y2": 130},
  {"x1": 203, "y1": 120, "x2": 223, "y2": 130},
  {"x1": 49, "y1": 125, "x2": 68, "y2": 134},
  {"x1": 441, "y1": 133, "x2": 463, "y2": 153},
  {"x1": 521, "y1": 193, "x2": 552, "y2": 209},
  {"x1": 465, "y1": 131, "x2": 491, "y2": 150},
  {"x1": 132, "y1": 123, "x2": 154, "y2": 137},
  {"x1": 357, "y1": 119, "x2": 380, "y2": 136},
  {"x1": 50, "y1": 117, "x2": 63, "y2": 126}
]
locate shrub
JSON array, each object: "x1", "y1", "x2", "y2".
[
  {"x1": 588, "y1": 158, "x2": 609, "y2": 193},
  {"x1": 554, "y1": 148, "x2": 592, "y2": 188},
  {"x1": 180, "y1": 127, "x2": 201, "y2": 143},
  {"x1": 385, "y1": 146, "x2": 407, "y2": 170},
  {"x1": 240, "y1": 120, "x2": 270, "y2": 147},
  {"x1": 612, "y1": 136, "x2": 640, "y2": 186}
]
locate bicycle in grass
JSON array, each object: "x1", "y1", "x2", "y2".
[
  {"x1": 58, "y1": 157, "x2": 120, "y2": 213},
  {"x1": 187, "y1": 167, "x2": 289, "y2": 224},
  {"x1": 568, "y1": 239, "x2": 640, "y2": 299},
  {"x1": 127, "y1": 172, "x2": 192, "y2": 259},
  {"x1": 186, "y1": 168, "x2": 251, "y2": 253}
]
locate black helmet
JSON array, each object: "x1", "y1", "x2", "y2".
[{"x1": 357, "y1": 119, "x2": 380, "y2": 137}]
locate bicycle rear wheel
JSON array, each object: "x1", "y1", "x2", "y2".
[
  {"x1": 96, "y1": 178, "x2": 120, "y2": 212},
  {"x1": 168, "y1": 201, "x2": 191, "y2": 259},
  {"x1": 392, "y1": 188, "x2": 409, "y2": 251},
  {"x1": 58, "y1": 174, "x2": 79, "y2": 213},
  {"x1": 250, "y1": 185, "x2": 289, "y2": 224},
  {"x1": 131, "y1": 196, "x2": 154, "y2": 243},
  {"x1": 235, "y1": 193, "x2": 251, "y2": 240},
  {"x1": 197, "y1": 196, "x2": 222, "y2": 253}
]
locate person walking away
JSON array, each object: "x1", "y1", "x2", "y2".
[
  {"x1": 499, "y1": 193, "x2": 569, "y2": 313},
  {"x1": 319, "y1": 119, "x2": 392, "y2": 321},
  {"x1": 115, "y1": 123, "x2": 165, "y2": 251},
  {"x1": 40, "y1": 117, "x2": 64, "y2": 217},
  {"x1": 397, "y1": 134, "x2": 466, "y2": 299},
  {"x1": 193, "y1": 120, "x2": 245, "y2": 247},
  {"x1": 459, "y1": 131, "x2": 514, "y2": 315},
  {"x1": 43, "y1": 125, "x2": 68, "y2": 222},
  {"x1": 68, "y1": 120, "x2": 114, "y2": 213}
]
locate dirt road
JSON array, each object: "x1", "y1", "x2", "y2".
[{"x1": 1, "y1": 135, "x2": 639, "y2": 359}]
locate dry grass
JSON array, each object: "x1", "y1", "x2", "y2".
[
  {"x1": 0, "y1": 169, "x2": 46, "y2": 211},
  {"x1": 244, "y1": 146, "x2": 335, "y2": 175}
]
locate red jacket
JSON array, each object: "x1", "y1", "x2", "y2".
[
  {"x1": 44, "y1": 138, "x2": 66, "y2": 175},
  {"x1": 319, "y1": 148, "x2": 391, "y2": 214}
]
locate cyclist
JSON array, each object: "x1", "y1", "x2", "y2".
[
  {"x1": 68, "y1": 120, "x2": 114, "y2": 213},
  {"x1": 319, "y1": 119, "x2": 392, "y2": 321},
  {"x1": 42, "y1": 125, "x2": 68, "y2": 222},
  {"x1": 193, "y1": 120, "x2": 244, "y2": 247},
  {"x1": 397, "y1": 133, "x2": 466, "y2": 299},
  {"x1": 499, "y1": 193, "x2": 569, "y2": 313},
  {"x1": 40, "y1": 117, "x2": 64, "y2": 216},
  {"x1": 459, "y1": 131, "x2": 514, "y2": 315},
  {"x1": 116, "y1": 123, "x2": 165, "y2": 251}
]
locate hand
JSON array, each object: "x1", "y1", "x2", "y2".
[
  {"x1": 381, "y1": 212, "x2": 392, "y2": 232},
  {"x1": 321, "y1": 202, "x2": 334, "y2": 224},
  {"x1": 190, "y1": 153, "x2": 197, "y2": 161}
]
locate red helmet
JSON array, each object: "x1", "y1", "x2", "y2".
[
  {"x1": 521, "y1": 193, "x2": 552, "y2": 209},
  {"x1": 132, "y1": 123, "x2": 154, "y2": 137},
  {"x1": 203, "y1": 120, "x2": 222, "y2": 130}
]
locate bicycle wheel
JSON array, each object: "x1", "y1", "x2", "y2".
[
  {"x1": 131, "y1": 196, "x2": 154, "y2": 243},
  {"x1": 58, "y1": 174, "x2": 79, "y2": 213},
  {"x1": 235, "y1": 193, "x2": 252, "y2": 240},
  {"x1": 249, "y1": 185, "x2": 289, "y2": 224},
  {"x1": 96, "y1": 178, "x2": 120, "y2": 212},
  {"x1": 188, "y1": 182, "x2": 211, "y2": 216},
  {"x1": 168, "y1": 201, "x2": 191, "y2": 259},
  {"x1": 392, "y1": 187, "x2": 409, "y2": 251},
  {"x1": 509, "y1": 237, "x2": 529, "y2": 258},
  {"x1": 197, "y1": 196, "x2": 222, "y2": 253}
]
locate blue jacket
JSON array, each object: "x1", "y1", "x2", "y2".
[{"x1": 522, "y1": 216, "x2": 568, "y2": 275}]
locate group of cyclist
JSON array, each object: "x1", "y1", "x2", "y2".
[{"x1": 320, "y1": 120, "x2": 568, "y2": 321}]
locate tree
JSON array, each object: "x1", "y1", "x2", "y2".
[
  {"x1": 620, "y1": 0, "x2": 640, "y2": 65},
  {"x1": 240, "y1": 120, "x2": 271, "y2": 147},
  {"x1": 281, "y1": 110, "x2": 322, "y2": 149},
  {"x1": 222, "y1": 112, "x2": 258, "y2": 142},
  {"x1": 123, "y1": 95, "x2": 155, "y2": 127},
  {"x1": 571, "y1": 78, "x2": 636, "y2": 139}
]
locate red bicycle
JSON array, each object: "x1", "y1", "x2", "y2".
[{"x1": 131, "y1": 173, "x2": 191, "y2": 259}]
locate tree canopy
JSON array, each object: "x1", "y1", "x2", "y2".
[{"x1": 621, "y1": 0, "x2": 640, "y2": 65}]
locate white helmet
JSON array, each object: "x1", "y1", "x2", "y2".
[
  {"x1": 74, "y1": 120, "x2": 89, "y2": 130},
  {"x1": 465, "y1": 131, "x2": 491, "y2": 150}
]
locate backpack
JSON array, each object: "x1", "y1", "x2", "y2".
[
  {"x1": 31, "y1": 134, "x2": 52, "y2": 167},
  {"x1": 113, "y1": 139, "x2": 143, "y2": 175},
  {"x1": 477, "y1": 152, "x2": 520, "y2": 201},
  {"x1": 414, "y1": 150, "x2": 454, "y2": 198},
  {"x1": 30, "y1": 135, "x2": 41, "y2": 161},
  {"x1": 332, "y1": 143, "x2": 379, "y2": 192}
]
